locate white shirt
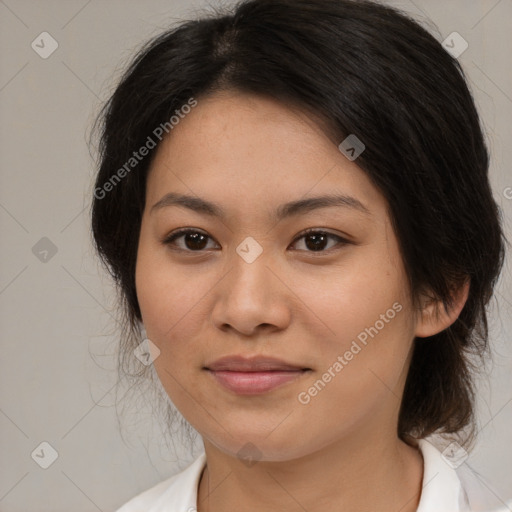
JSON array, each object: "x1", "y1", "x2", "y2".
[{"x1": 115, "y1": 439, "x2": 511, "y2": 512}]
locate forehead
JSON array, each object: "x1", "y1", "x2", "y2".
[{"x1": 145, "y1": 92, "x2": 386, "y2": 217}]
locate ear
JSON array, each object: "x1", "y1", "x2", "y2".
[{"x1": 414, "y1": 278, "x2": 470, "y2": 338}]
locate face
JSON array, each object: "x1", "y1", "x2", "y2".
[{"x1": 135, "y1": 91, "x2": 420, "y2": 462}]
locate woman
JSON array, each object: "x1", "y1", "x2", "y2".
[{"x1": 90, "y1": 0, "x2": 509, "y2": 510}]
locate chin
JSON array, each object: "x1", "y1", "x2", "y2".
[{"x1": 201, "y1": 426, "x2": 315, "y2": 463}]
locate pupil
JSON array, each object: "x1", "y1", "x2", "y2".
[
  {"x1": 186, "y1": 233, "x2": 207, "y2": 250},
  {"x1": 306, "y1": 233, "x2": 326, "y2": 251}
]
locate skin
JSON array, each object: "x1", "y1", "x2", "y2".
[{"x1": 135, "y1": 91, "x2": 469, "y2": 512}]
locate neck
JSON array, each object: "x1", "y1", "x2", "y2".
[{"x1": 197, "y1": 431, "x2": 423, "y2": 512}]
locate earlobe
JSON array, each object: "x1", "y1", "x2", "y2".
[{"x1": 414, "y1": 278, "x2": 470, "y2": 338}]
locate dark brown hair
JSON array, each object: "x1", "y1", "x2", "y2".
[{"x1": 90, "y1": 0, "x2": 506, "y2": 445}]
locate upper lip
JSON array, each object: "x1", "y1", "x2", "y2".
[{"x1": 205, "y1": 355, "x2": 310, "y2": 372}]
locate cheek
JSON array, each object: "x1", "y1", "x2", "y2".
[
  {"x1": 296, "y1": 244, "x2": 410, "y2": 345},
  {"x1": 294, "y1": 300, "x2": 414, "y2": 446},
  {"x1": 295, "y1": 244, "x2": 415, "y2": 394},
  {"x1": 135, "y1": 248, "x2": 211, "y2": 414},
  {"x1": 135, "y1": 240, "x2": 229, "y2": 394},
  {"x1": 135, "y1": 239, "x2": 203, "y2": 353}
]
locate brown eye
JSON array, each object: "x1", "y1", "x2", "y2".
[
  {"x1": 290, "y1": 229, "x2": 348, "y2": 253},
  {"x1": 162, "y1": 228, "x2": 348, "y2": 254},
  {"x1": 162, "y1": 229, "x2": 219, "y2": 251}
]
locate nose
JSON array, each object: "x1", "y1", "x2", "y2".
[{"x1": 210, "y1": 247, "x2": 292, "y2": 337}]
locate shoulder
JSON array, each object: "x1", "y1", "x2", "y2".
[{"x1": 115, "y1": 452, "x2": 206, "y2": 512}]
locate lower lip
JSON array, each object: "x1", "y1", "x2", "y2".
[{"x1": 208, "y1": 370, "x2": 307, "y2": 395}]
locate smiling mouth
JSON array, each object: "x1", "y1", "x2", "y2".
[
  {"x1": 205, "y1": 368, "x2": 311, "y2": 395},
  {"x1": 203, "y1": 354, "x2": 312, "y2": 395}
]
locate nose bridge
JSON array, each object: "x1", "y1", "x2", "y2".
[
  {"x1": 211, "y1": 236, "x2": 290, "y2": 334},
  {"x1": 228, "y1": 236, "x2": 275, "y2": 304}
]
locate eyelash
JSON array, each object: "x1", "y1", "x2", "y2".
[{"x1": 161, "y1": 228, "x2": 349, "y2": 254}]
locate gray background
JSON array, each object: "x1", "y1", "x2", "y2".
[{"x1": 0, "y1": 0, "x2": 511, "y2": 510}]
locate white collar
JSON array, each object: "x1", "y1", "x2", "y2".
[
  {"x1": 416, "y1": 438, "x2": 469, "y2": 512},
  {"x1": 117, "y1": 438, "x2": 508, "y2": 511},
  {"x1": 151, "y1": 452, "x2": 206, "y2": 512}
]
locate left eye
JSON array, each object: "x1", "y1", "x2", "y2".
[
  {"x1": 162, "y1": 228, "x2": 348, "y2": 253},
  {"x1": 290, "y1": 229, "x2": 347, "y2": 252}
]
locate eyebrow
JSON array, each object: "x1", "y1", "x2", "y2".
[{"x1": 150, "y1": 192, "x2": 372, "y2": 221}]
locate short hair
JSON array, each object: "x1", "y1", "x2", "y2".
[{"x1": 90, "y1": 0, "x2": 506, "y2": 445}]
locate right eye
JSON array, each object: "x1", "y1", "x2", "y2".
[{"x1": 162, "y1": 228, "x2": 220, "y2": 252}]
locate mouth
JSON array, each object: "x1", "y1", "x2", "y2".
[{"x1": 204, "y1": 355, "x2": 312, "y2": 395}]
